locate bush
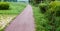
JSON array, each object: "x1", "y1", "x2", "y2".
[
  {"x1": 48, "y1": 1, "x2": 60, "y2": 16},
  {"x1": 45, "y1": 1, "x2": 60, "y2": 31},
  {"x1": 0, "y1": 2, "x2": 9, "y2": 10},
  {"x1": 39, "y1": 3, "x2": 48, "y2": 13},
  {"x1": 56, "y1": 27, "x2": 60, "y2": 31}
]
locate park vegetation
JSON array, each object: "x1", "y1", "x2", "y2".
[
  {"x1": 0, "y1": 2, "x2": 26, "y2": 31},
  {"x1": 31, "y1": 0, "x2": 60, "y2": 31}
]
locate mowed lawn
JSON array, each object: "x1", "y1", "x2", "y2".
[
  {"x1": 0, "y1": 2, "x2": 26, "y2": 31},
  {"x1": 0, "y1": 2, "x2": 26, "y2": 14}
]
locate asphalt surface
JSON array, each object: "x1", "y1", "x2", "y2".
[{"x1": 5, "y1": 4, "x2": 35, "y2": 31}]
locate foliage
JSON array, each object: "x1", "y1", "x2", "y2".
[
  {"x1": 33, "y1": 1, "x2": 60, "y2": 31},
  {"x1": 0, "y1": 2, "x2": 26, "y2": 31},
  {"x1": 45, "y1": 1, "x2": 60, "y2": 31},
  {"x1": 33, "y1": 6, "x2": 45, "y2": 31},
  {"x1": 29, "y1": 0, "x2": 55, "y2": 6},
  {"x1": 0, "y1": 2, "x2": 26, "y2": 14},
  {"x1": 39, "y1": 3, "x2": 48, "y2": 13},
  {"x1": 56, "y1": 26, "x2": 60, "y2": 31},
  {"x1": 0, "y1": 2, "x2": 9, "y2": 10},
  {"x1": 48, "y1": 1, "x2": 60, "y2": 16}
]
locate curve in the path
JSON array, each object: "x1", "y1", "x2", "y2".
[{"x1": 4, "y1": 4, "x2": 35, "y2": 31}]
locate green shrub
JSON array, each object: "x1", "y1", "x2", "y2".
[
  {"x1": 0, "y1": 2, "x2": 9, "y2": 10},
  {"x1": 48, "y1": 1, "x2": 60, "y2": 16},
  {"x1": 45, "y1": 1, "x2": 60, "y2": 31},
  {"x1": 39, "y1": 3, "x2": 48, "y2": 13},
  {"x1": 56, "y1": 27, "x2": 60, "y2": 31}
]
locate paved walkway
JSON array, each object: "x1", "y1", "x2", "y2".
[{"x1": 5, "y1": 5, "x2": 35, "y2": 31}]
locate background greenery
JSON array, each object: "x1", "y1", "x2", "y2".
[{"x1": 31, "y1": 0, "x2": 60, "y2": 31}]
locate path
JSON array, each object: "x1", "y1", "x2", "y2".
[{"x1": 5, "y1": 5, "x2": 35, "y2": 31}]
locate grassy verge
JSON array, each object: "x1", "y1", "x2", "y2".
[
  {"x1": 0, "y1": 14, "x2": 17, "y2": 31},
  {"x1": 33, "y1": 6, "x2": 48, "y2": 31},
  {"x1": 0, "y1": 2, "x2": 26, "y2": 14},
  {"x1": 0, "y1": 2, "x2": 26, "y2": 31}
]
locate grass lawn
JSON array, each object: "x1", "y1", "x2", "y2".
[
  {"x1": 0, "y1": 2, "x2": 26, "y2": 31},
  {"x1": 0, "y1": 2, "x2": 26, "y2": 14},
  {"x1": 33, "y1": 6, "x2": 48, "y2": 31}
]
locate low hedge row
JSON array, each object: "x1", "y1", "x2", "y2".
[
  {"x1": 0, "y1": 2, "x2": 9, "y2": 10},
  {"x1": 39, "y1": 1, "x2": 60, "y2": 16}
]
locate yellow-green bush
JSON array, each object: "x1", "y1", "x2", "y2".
[
  {"x1": 45, "y1": 1, "x2": 60, "y2": 31},
  {"x1": 48, "y1": 1, "x2": 60, "y2": 16},
  {"x1": 0, "y1": 2, "x2": 9, "y2": 10},
  {"x1": 46, "y1": 1, "x2": 60, "y2": 23}
]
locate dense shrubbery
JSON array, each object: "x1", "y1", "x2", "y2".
[
  {"x1": 29, "y1": 0, "x2": 55, "y2": 6},
  {"x1": 39, "y1": 3, "x2": 49, "y2": 13},
  {"x1": 46, "y1": 1, "x2": 60, "y2": 20},
  {"x1": 38, "y1": 1, "x2": 60, "y2": 31},
  {"x1": 0, "y1": 2, "x2": 9, "y2": 10},
  {"x1": 32, "y1": 0, "x2": 60, "y2": 31},
  {"x1": 49, "y1": 1, "x2": 60, "y2": 16},
  {"x1": 45, "y1": 1, "x2": 60, "y2": 31}
]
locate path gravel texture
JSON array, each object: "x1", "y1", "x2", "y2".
[{"x1": 5, "y1": 4, "x2": 35, "y2": 31}]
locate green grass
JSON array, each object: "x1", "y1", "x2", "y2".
[
  {"x1": 33, "y1": 6, "x2": 48, "y2": 31},
  {"x1": 0, "y1": 2, "x2": 26, "y2": 31},
  {"x1": 0, "y1": 2, "x2": 26, "y2": 14}
]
